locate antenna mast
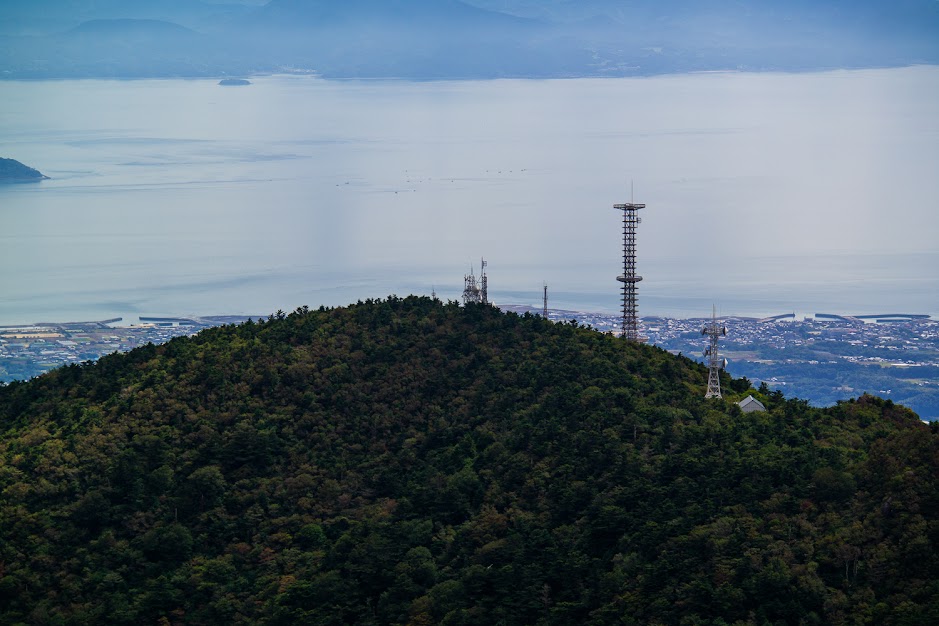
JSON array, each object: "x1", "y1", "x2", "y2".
[
  {"x1": 461, "y1": 258, "x2": 489, "y2": 305},
  {"x1": 462, "y1": 263, "x2": 481, "y2": 304},
  {"x1": 702, "y1": 306, "x2": 727, "y2": 399},
  {"x1": 543, "y1": 282, "x2": 548, "y2": 318},
  {"x1": 614, "y1": 196, "x2": 645, "y2": 341}
]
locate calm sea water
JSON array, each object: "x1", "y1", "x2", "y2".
[{"x1": 1, "y1": 68, "x2": 937, "y2": 325}]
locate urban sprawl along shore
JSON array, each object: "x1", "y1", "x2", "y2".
[{"x1": 2, "y1": 307, "x2": 937, "y2": 420}]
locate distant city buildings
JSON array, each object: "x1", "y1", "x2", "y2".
[
  {"x1": 3, "y1": 308, "x2": 937, "y2": 420},
  {"x1": 0, "y1": 317, "x2": 252, "y2": 382}
]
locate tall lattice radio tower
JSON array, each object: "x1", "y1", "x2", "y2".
[
  {"x1": 615, "y1": 199, "x2": 645, "y2": 341},
  {"x1": 702, "y1": 307, "x2": 727, "y2": 399}
]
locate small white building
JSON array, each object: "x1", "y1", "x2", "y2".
[{"x1": 738, "y1": 395, "x2": 766, "y2": 413}]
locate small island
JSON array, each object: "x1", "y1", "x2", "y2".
[
  {"x1": 218, "y1": 78, "x2": 251, "y2": 86},
  {"x1": 0, "y1": 158, "x2": 48, "y2": 183}
]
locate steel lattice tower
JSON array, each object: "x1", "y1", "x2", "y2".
[
  {"x1": 702, "y1": 307, "x2": 727, "y2": 399},
  {"x1": 462, "y1": 258, "x2": 488, "y2": 305},
  {"x1": 615, "y1": 201, "x2": 645, "y2": 341},
  {"x1": 462, "y1": 264, "x2": 480, "y2": 304},
  {"x1": 543, "y1": 283, "x2": 548, "y2": 319}
]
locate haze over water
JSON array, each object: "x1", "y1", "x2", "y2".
[{"x1": 1, "y1": 67, "x2": 937, "y2": 325}]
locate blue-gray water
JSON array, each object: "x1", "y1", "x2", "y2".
[{"x1": 1, "y1": 67, "x2": 937, "y2": 325}]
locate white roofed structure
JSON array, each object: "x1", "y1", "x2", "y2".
[{"x1": 738, "y1": 395, "x2": 766, "y2": 413}]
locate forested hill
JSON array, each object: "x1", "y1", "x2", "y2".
[
  {"x1": 1, "y1": 297, "x2": 937, "y2": 624},
  {"x1": 0, "y1": 157, "x2": 46, "y2": 182}
]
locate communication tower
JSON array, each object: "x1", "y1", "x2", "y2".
[
  {"x1": 463, "y1": 264, "x2": 481, "y2": 304},
  {"x1": 543, "y1": 283, "x2": 548, "y2": 318},
  {"x1": 614, "y1": 199, "x2": 645, "y2": 341},
  {"x1": 463, "y1": 258, "x2": 489, "y2": 305},
  {"x1": 702, "y1": 307, "x2": 727, "y2": 399}
]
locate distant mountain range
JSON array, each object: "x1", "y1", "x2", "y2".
[{"x1": 1, "y1": 0, "x2": 937, "y2": 78}]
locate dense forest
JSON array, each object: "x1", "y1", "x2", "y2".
[{"x1": 0, "y1": 297, "x2": 937, "y2": 624}]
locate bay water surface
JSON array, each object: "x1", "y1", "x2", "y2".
[{"x1": 1, "y1": 67, "x2": 937, "y2": 324}]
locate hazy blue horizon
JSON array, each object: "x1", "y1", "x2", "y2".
[{"x1": 1, "y1": 67, "x2": 937, "y2": 326}]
